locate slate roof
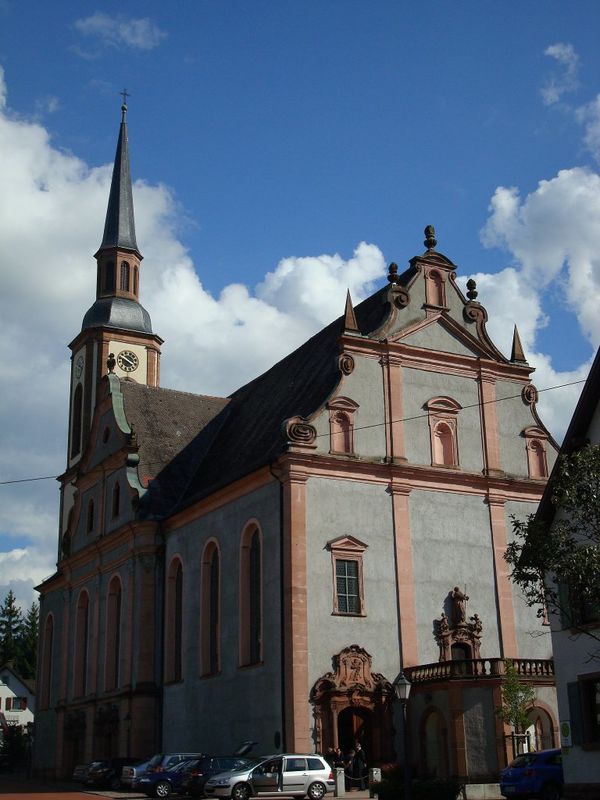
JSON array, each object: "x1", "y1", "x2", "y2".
[
  {"x1": 81, "y1": 296, "x2": 153, "y2": 334},
  {"x1": 98, "y1": 113, "x2": 139, "y2": 254},
  {"x1": 119, "y1": 381, "x2": 230, "y2": 516}
]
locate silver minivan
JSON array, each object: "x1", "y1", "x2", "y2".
[{"x1": 204, "y1": 754, "x2": 335, "y2": 800}]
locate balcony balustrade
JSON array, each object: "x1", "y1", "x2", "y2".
[{"x1": 405, "y1": 657, "x2": 554, "y2": 684}]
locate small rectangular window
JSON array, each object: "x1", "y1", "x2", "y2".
[{"x1": 336, "y1": 559, "x2": 360, "y2": 614}]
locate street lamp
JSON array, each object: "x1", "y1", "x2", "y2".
[{"x1": 393, "y1": 671, "x2": 412, "y2": 800}]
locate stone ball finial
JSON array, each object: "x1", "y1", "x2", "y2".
[
  {"x1": 466, "y1": 278, "x2": 478, "y2": 301},
  {"x1": 107, "y1": 353, "x2": 116, "y2": 373},
  {"x1": 424, "y1": 225, "x2": 437, "y2": 250},
  {"x1": 387, "y1": 262, "x2": 399, "y2": 284}
]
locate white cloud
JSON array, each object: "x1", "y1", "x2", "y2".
[
  {"x1": 74, "y1": 13, "x2": 167, "y2": 52},
  {"x1": 541, "y1": 42, "x2": 580, "y2": 106},
  {"x1": 481, "y1": 168, "x2": 600, "y2": 351}
]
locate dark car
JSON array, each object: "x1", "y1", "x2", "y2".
[
  {"x1": 137, "y1": 757, "x2": 197, "y2": 798},
  {"x1": 87, "y1": 756, "x2": 145, "y2": 790},
  {"x1": 500, "y1": 748, "x2": 563, "y2": 800},
  {"x1": 181, "y1": 756, "x2": 256, "y2": 797}
]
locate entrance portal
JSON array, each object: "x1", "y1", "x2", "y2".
[{"x1": 311, "y1": 645, "x2": 395, "y2": 763}]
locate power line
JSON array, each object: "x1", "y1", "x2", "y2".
[{"x1": 0, "y1": 377, "x2": 586, "y2": 487}]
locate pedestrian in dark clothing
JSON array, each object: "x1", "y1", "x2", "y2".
[{"x1": 352, "y1": 743, "x2": 367, "y2": 790}]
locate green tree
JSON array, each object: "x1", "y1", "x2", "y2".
[
  {"x1": 16, "y1": 602, "x2": 39, "y2": 679},
  {"x1": 496, "y1": 660, "x2": 536, "y2": 731},
  {"x1": 505, "y1": 444, "x2": 600, "y2": 656},
  {"x1": 0, "y1": 591, "x2": 23, "y2": 665}
]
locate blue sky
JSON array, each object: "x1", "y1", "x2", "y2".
[{"x1": 1, "y1": 1, "x2": 600, "y2": 607}]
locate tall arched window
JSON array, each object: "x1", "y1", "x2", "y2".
[
  {"x1": 523, "y1": 427, "x2": 549, "y2": 479},
  {"x1": 427, "y1": 269, "x2": 446, "y2": 307},
  {"x1": 240, "y1": 524, "x2": 262, "y2": 666},
  {"x1": 120, "y1": 261, "x2": 130, "y2": 292},
  {"x1": 71, "y1": 384, "x2": 83, "y2": 458},
  {"x1": 87, "y1": 499, "x2": 95, "y2": 533},
  {"x1": 74, "y1": 591, "x2": 89, "y2": 697},
  {"x1": 105, "y1": 576, "x2": 122, "y2": 691},
  {"x1": 105, "y1": 261, "x2": 115, "y2": 293},
  {"x1": 425, "y1": 397, "x2": 461, "y2": 467},
  {"x1": 133, "y1": 267, "x2": 139, "y2": 296},
  {"x1": 40, "y1": 613, "x2": 54, "y2": 709},
  {"x1": 112, "y1": 482, "x2": 120, "y2": 518},
  {"x1": 165, "y1": 558, "x2": 183, "y2": 682},
  {"x1": 201, "y1": 542, "x2": 220, "y2": 676}
]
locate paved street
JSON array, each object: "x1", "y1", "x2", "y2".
[{"x1": 0, "y1": 774, "x2": 372, "y2": 800}]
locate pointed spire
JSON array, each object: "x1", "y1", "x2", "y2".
[
  {"x1": 510, "y1": 325, "x2": 527, "y2": 363},
  {"x1": 98, "y1": 100, "x2": 139, "y2": 254},
  {"x1": 343, "y1": 290, "x2": 360, "y2": 333}
]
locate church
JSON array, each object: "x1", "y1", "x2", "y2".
[{"x1": 35, "y1": 107, "x2": 559, "y2": 784}]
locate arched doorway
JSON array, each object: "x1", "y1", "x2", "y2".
[
  {"x1": 525, "y1": 707, "x2": 555, "y2": 751},
  {"x1": 337, "y1": 706, "x2": 372, "y2": 755},
  {"x1": 311, "y1": 645, "x2": 395, "y2": 763}
]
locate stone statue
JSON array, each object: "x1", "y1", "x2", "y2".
[{"x1": 451, "y1": 586, "x2": 469, "y2": 626}]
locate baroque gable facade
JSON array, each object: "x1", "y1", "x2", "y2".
[{"x1": 35, "y1": 117, "x2": 559, "y2": 783}]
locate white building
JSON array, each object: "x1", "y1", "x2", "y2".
[{"x1": 0, "y1": 662, "x2": 35, "y2": 732}]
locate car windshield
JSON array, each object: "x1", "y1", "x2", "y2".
[
  {"x1": 231, "y1": 758, "x2": 262, "y2": 772},
  {"x1": 148, "y1": 755, "x2": 164, "y2": 768}
]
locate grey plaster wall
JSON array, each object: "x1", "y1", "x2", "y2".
[
  {"x1": 162, "y1": 480, "x2": 283, "y2": 755},
  {"x1": 505, "y1": 500, "x2": 553, "y2": 659},
  {"x1": 313, "y1": 354, "x2": 386, "y2": 459},
  {"x1": 463, "y1": 687, "x2": 497, "y2": 779},
  {"x1": 305, "y1": 478, "x2": 399, "y2": 690},
  {"x1": 410, "y1": 490, "x2": 501, "y2": 664},
  {"x1": 402, "y1": 324, "x2": 478, "y2": 358},
  {"x1": 402, "y1": 367, "x2": 483, "y2": 472},
  {"x1": 495, "y1": 380, "x2": 557, "y2": 477}
]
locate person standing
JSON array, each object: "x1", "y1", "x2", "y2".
[{"x1": 353, "y1": 742, "x2": 367, "y2": 790}]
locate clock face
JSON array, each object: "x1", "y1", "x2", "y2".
[
  {"x1": 74, "y1": 355, "x2": 84, "y2": 380},
  {"x1": 117, "y1": 350, "x2": 139, "y2": 373}
]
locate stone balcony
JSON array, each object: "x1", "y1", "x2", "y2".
[{"x1": 405, "y1": 657, "x2": 554, "y2": 684}]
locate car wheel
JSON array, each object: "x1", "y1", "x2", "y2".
[
  {"x1": 231, "y1": 782, "x2": 251, "y2": 800},
  {"x1": 307, "y1": 781, "x2": 326, "y2": 800},
  {"x1": 154, "y1": 780, "x2": 172, "y2": 798},
  {"x1": 540, "y1": 783, "x2": 561, "y2": 800}
]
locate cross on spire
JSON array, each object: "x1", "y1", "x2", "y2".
[{"x1": 120, "y1": 88, "x2": 130, "y2": 121}]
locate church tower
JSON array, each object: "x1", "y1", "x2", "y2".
[{"x1": 66, "y1": 102, "x2": 162, "y2": 467}]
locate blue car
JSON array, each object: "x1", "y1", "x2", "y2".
[
  {"x1": 500, "y1": 748, "x2": 563, "y2": 800},
  {"x1": 137, "y1": 758, "x2": 197, "y2": 798}
]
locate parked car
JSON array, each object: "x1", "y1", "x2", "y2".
[
  {"x1": 86, "y1": 756, "x2": 145, "y2": 790},
  {"x1": 500, "y1": 748, "x2": 563, "y2": 800},
  {"x1": 137, "y1": 757, "x2": 197, "y2": 798},
  {"x1": 121, "y1": 752, "x2": 201, "y2": 789},
  {"x1": 181, "y1": 755, "x2": 256, "y2": 797},
  {"x1": 204, "y1": 754, "x2": 335, "y2": 800},
  {"x1": 72, "y1": 763, "x2": 89, "y2": 783}
]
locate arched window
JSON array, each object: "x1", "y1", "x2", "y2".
[
  {"x1": 433, "y1": 422, "x2": 455, "y2": 466},
  {"x1": 133, "y1": 267, "x2": 139, "y2": 296},
  {"x1": 71, "y1": 384, "x2": 83, "y2": 458},
  {"x1": 74, "y1": 591, "x2": 89, "y2": 697},
  {"x1": 39, "y1": 613, "x2": 54, "y2": 709},
  {"x1": 523, "y1": 427, "x2": 549, "y2": 479},
  {"x1": 201, "y1": 542, "x2": 220, "y2": 675},
  {"x1": 165, "y1": 558, "x2": 183, "y2": 682},
  {"x1": 425, "y1": 397, "x2": 461, "y2": 467},
  {"x1": 105, "y1": 261, "x2": 115, "y2": 293},
  {"x1": 120, "y1": 261, "x2": 130, "y2": 292},
  {"x1": 105, "y1": 576, "x2": 122, "y2": 691},
  {"x1": 240, "y1": 524, "x2": 262, "y2": 666},
  {"x1": 427, "y1": 269, "x2": 446, "y2": 307},
  {"x1": 112, "y1": 482, "x2": 120, "y2": 518},
  {"x1": 87, "y1": 499, "x2": 95, "y2": 533},
  {"x1": 327, "y1": 397, "x2": 359, "y2": 455}
]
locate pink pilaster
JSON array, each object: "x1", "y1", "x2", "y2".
[
  {"x1": 487, "y1": 494, "x2": 518, "y2": 658},
  {"x1": 382, "y1": 353, "x2": 407, "y2": 463},
  {"x1": 389, "y1": 480, "x2": 418, "y2": 667},
  {"x1": 479, "y1": 369, "x2": 503, "y2": 475}
]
